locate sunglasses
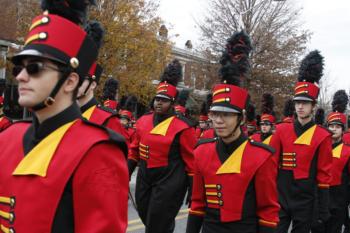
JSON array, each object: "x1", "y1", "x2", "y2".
[{"x1": 12, "y1": 62, "x2": 61, "y2": 77}]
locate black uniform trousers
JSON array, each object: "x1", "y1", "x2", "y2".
[
  {"x1": 276, "y1": 170, "x2": 316, "y2": 233},
  {"x1": 135, "y1": 159, "x2": 188, "y2": 233}
]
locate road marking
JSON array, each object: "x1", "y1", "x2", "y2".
[{"x1": 127, "y1": 208, "x2": 189, "y2": 232}]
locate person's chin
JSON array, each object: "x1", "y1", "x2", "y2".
[{"x1": 215, "y1": 129, "x2": 228, "y2": 137}]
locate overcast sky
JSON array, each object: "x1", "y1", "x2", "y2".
[{"x1": 158, "y1": 0, "x2": 350, "y2": 92}]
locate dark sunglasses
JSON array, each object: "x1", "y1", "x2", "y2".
[{"x1": 12, "y1": 62, "x2": 61, "y2": 77}]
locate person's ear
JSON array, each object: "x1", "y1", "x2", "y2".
[{"x1": 64, "y1": 72, "x2": 79, "y2": 93}]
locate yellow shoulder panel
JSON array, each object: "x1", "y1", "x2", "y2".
[
  {"x1": 294, "y1": 125, "x2": 317, "y2": 145},
  {"x1": 13, "y1": 120, "x2": 76, "y2": 177},
  {"x1": 150, "y1": 116, "x2": 175, "y2": 136},
  {"x1": 216, "y1": 140, "x2": 248, "y2": 174}
]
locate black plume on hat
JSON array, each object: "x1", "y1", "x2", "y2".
[
  {"x1": 315, "y1": 108, "x2": 325, "y2": 125},
  {"x1": 160, "y1": 59, "x2": 182, "y2": 87},
  {"x1": 102, "y1": 77, "x2": 119, "y2": 100},
  {"x1": 201, "y1": 93, "x2": 212, "y2": 115},
  {"x1": 85, "y1": 21, "x2": 105, "y2": 50},
  {"x1": 177, "y1": 89, "x2": 190, "y2": 107},
  {"x1": 283, "y1": 99, "x2": 294, "y2": 117},
  {"x1": 246, "y1": 102, "x2": 256, "y2": 122},
  {"x1": 41, "y1": 0, "x2": 96, "y2": 25},
  {"x1": 123, "y1": 95, "x2": 138, "y2": 112},
  {"x1": 219, "y1": 31, "x2": 252, "y2": 86},
  {"x1": 261, "y1": 93, "x2": 274, "y2": 115},
  {"x1": 332, "y1": 90, "x2": 348, "y2": 113},
  {"x1": 298, "y1": 50, "x2": 324, "y2": 84}
]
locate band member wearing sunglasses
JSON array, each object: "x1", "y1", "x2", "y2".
[
  {"x1": 0, "y1": 1, "x2": 128, "y2": 233},
  {"x1": 251, "y1": 93, "x2": 275, "y2": 146},
  {"x1": 128, "y1": 59, "x2": 196, "y2": 233},
  {"x1": 273, "y1": 51, "x2": 332, "y2": 233},
  {"x1": 186, "y1": 31, "x2": 279, "y2": 233}
]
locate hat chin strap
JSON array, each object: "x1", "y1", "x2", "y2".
[
  {"x1": 30, "y1": 75, "x2": 69, "y2": 111},
  {"x1": 221, "y1": 115, "x2": 242, "y2": 140}
]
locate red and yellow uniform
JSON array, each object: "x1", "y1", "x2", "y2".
[
  {"x1": 81, "y1": 98, "x2": 129, "y2": 143},
  {"x1": 250, "y1": 132, "x2": 273, "y2": 145},
  {"x1": 0, "y1": 106, "x2": 128, "y2": 233},
  {"x1": 197, "y1": 128, "x2": 215, "y2": 140},
  {"x1": 326, "y1": 142, "x2": 350, "y2": 232},
  {"x1": 187, "y1": 135, "x2": 279, "y2": 233},
  {"x1": 273, "y1": 121, "x2": 332, "y2": 232},
  {"x1": 128, "y1": 112, "x2": 196, "y2": 232}
]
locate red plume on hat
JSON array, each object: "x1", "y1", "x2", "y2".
[
  {"x1": 210, "y1": 31, "x2": 252, "y2": 113},
  {"x1": 294, "y1": 50, "x2": 324, "y2": 102},
  {"x1": 327, "y1": 90, "x2": 349, "y2": 126},
  {"x1": 156, "y1": 59, "x2": 182, "y2": 101}
]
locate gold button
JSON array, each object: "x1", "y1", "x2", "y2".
[
  {"x1": 217, "y1": 192, "x2": 222, "y2": 198},
  {"x1": 10, "y1": 197, "x2": 15, "y2": 208},
  {"x1": 39, "y1": 32, "x2": 47, "y2": 39},
  {"x1": 219, "y1": 200, "x2": 223, "y2": 206},
  {"x1": 217, "y1": 184, "x2": 222, "y2": 190},
  {"x1": 70, "y1": 57, "x2": 79, "y2": 69},
  {"x1": 42, "y1": 17, "x2": 49, "y2": 23}
]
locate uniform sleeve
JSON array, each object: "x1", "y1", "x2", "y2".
[
  {"x1": 128, "y1": 123, "x2": 141, "y2": 163},
  {"x1": 316, "y1": 135, "x2": 333, "y2": 188},
  {"x1": 269, "y1": 133, "x2": 281, "y2": 165},
  {"x1": 179, "y1": 127, "x2": 196, "y2": 175},
  {"x1": 72, "y1": 142, "x2": 129, "y2": 233},
  {"x1": 187, "y1": 149, "x2": 205, "y2": 233},
  {"x1": 105, "y1": 117, "x2": 129, "y2": 144},
  {"x1": 255, "y1": 154, "x2": 280, "y2": 232}
]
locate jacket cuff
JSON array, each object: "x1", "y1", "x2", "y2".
[
  {"x1": 186, "y1": 214, "x2": 204, "y2": 233},
  {"x1": 259, "y1": 219, "x2": 277, "y2": 233}
]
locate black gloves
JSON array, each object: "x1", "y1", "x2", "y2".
[
  {"x1": 127, "y1": 159, "x2": 138, "y2": 180},
  {"x1": 185, "y1": 176, "x2": 193, "y2": 206}
]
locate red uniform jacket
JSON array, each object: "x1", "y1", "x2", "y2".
[
  {"x1": 0, "y1": 120, "x2": 128, "y2": 233},
  {"x1": 0, "y1": 116, "x2": 12, "y2": 132},
  {"x1": 273, "y1": 122, "x2": 332, "y2": 188},
  {"x1": 129, "y1": 113, "x2": 195, "y2": 174},
  {"x1": 82, "y1": 104, "x2": 129, "y2": 143},
  {"x1": 124, "y1": 127, "x2": 136, "y2": 145},
  {"x1": 251, "y1": 133, "x2": 273, "y2": 146},
  {"x1": 103, "y1": 100, "x2": 118, "y2": 110},
  {"x1": 343, "y1": 132, "x2": 350, "y2": 144},
  {"x1": 282, "y1": 117, "x2": 293, "y2": 123},
  {"x1": 196, "y1": 128, "x2": 215, "y2": 140},
  {"x1": 189, "y1": 138, "x2": 280, "y2": 228},
  {"x1": 331, "y1": 142, "x2": 350, "y2": 186},
  {"x1": 195, "y1": 127, "x2": 203, "y2": 139}
]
